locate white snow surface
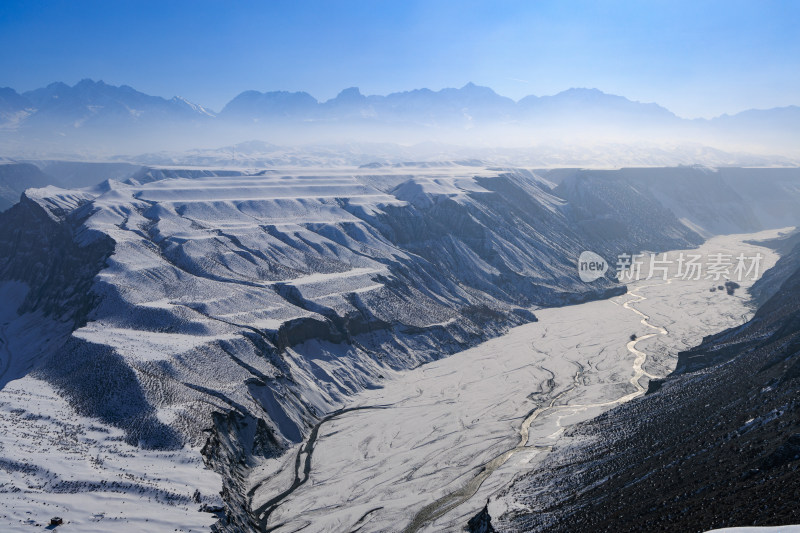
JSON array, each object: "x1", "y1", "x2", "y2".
[{"x1": 0, "y1": 377, "x2": 222, "y2": 532}]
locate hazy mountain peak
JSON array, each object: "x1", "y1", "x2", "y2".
[
  {"x1": 460, "y1": 81, "x2": 490, "y2": 92},
  {"x1": 330, "y1": 87, "x2": 366, "y2": 103},
  {"x1": 560, "y1": 87, "x2": 603, "y2": 94},
  {"x1": 551, "y1": 87, "x2": 620, "y2": 100},
  {"x1": 75, "y1": 78, "x2": 106, "y2": 88},
  {"x1": 0, "y1": 87, "x2": 33, "y2": 115},
  {"x1": 220, "y1": 89, "x2": 319, "y2": 118},
  {"x1": 43, "y1": 81, "x2": 70, "y2": 91}
]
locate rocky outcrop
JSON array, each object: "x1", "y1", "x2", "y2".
[
  {"x1": 0, "y1": 189, "x2": 113, "y2": 326},
  {"x1": 467, "y1": 504, "x2": 496, "y2": 533},
  {"x1": 202, "y1": 411, "x2": 285, "y2": 533}
]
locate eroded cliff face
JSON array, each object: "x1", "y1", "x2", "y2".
[
  {"x1": 0, "y1": 166, "x2": 709, "y2": 529},
  {"x1": 0, "y1": 189, "x2": 113, "y2": 325},
  {"x1": 0, "y1": 188, "x2": 114, "y2": 393},
  {"x1": 202, "y1": 410, "x2": 285, "y2": 532}
]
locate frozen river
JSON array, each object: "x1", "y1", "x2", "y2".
[{"x1": 251, "y1": 230, "x2": 783, "y2": 533}]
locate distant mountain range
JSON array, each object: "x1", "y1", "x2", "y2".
[{"x1": 1, "y1": 79, "x2": 798, "y2": 156}]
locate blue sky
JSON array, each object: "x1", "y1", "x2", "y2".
[{"x1": 1, "y1": 0, "x2": 798, "y2": 118}]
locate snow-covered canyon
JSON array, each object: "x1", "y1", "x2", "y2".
[{"x1": 1, "y1": 164, "x2": 798, "y2": 531}]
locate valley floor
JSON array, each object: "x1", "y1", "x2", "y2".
[{"x1": 250, "y1": 230, "x2": 783, "y2": 533}]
